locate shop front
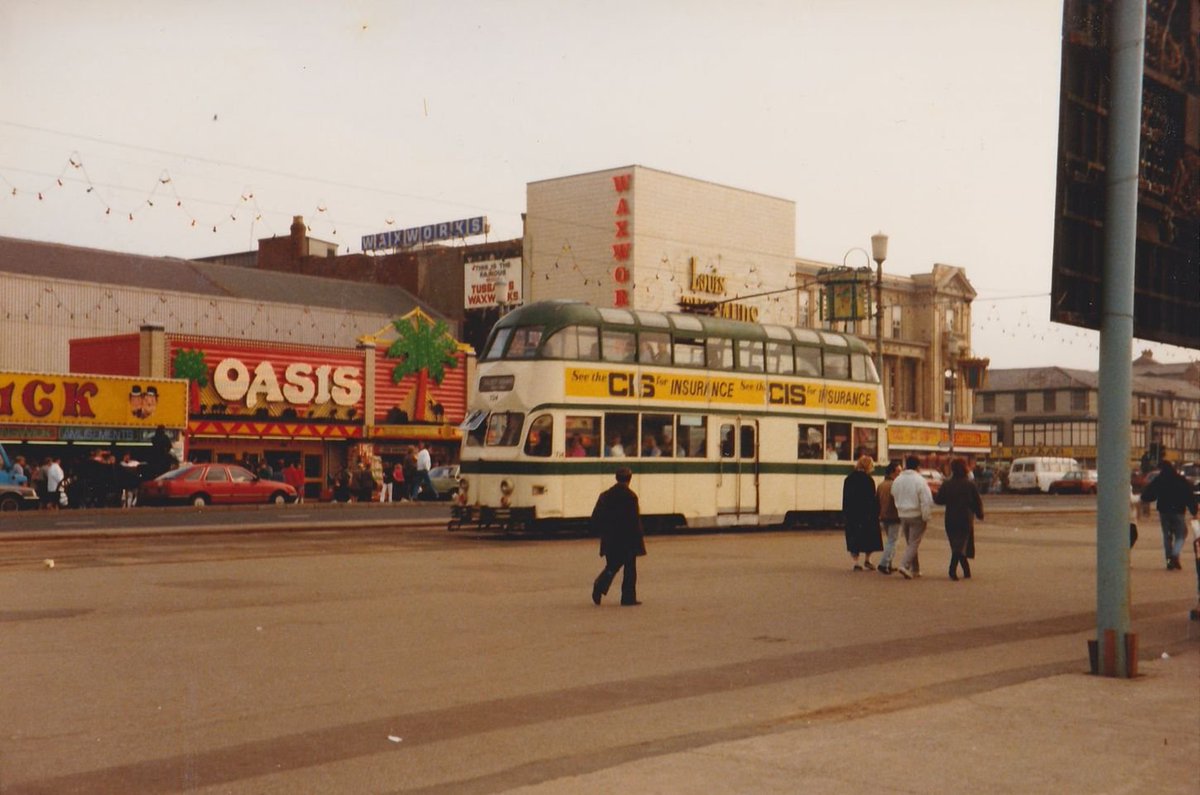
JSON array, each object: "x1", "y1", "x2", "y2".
[{"x1": 0, "y1": 370, "x2": 188, "y2": 497}]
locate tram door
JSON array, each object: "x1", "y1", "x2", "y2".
[{"x1": 716, "y1": 418, "x2": 759, "y2": 521}]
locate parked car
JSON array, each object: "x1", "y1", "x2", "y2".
[
  {"x1": 139, "y1": 463, "x2": 297, "y2": 507},
  {"x1": 1048, "y1": 469, "x2": 1098, "y2": 495},
  {"x1": 427, "y1": 465, "x2": 461, "y2": 499},
  {"x1": 0, "y1": 483, "x2": 40, "y2": 512},
  {"x1": 918, "y1": 468, "x2": 943, "y2": 497}
]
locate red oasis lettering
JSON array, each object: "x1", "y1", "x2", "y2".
[{"x1": 213, "y1": 358, "x2": 363, "y2": 409}]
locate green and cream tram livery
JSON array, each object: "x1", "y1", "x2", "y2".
[{"x1": 457, "y1": 301, "x2": 886, "y2": 531}]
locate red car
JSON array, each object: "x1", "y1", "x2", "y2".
[
  {"x1": 1048, "y1": 469, "x2": 1098, "y2": 495},
  {"x1": 140, "y1": 463, "x2": 297, "y2": 507}
]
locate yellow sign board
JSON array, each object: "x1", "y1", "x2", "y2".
[
  {"x1": 564, "y1": 368, "x2": 877, "y2": 413},
  {"x1": 0, "y1": 371, "x2": 188, "y2": 428}
]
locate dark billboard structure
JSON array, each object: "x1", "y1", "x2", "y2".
[{"x1": 1052, "y1": 0, "x2": 1199, "y2": 349}]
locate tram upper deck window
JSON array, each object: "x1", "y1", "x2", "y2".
[
  {"x1": 505, "y1": 327, "x2": 544, "y2": 359},
  {"x1": 851, "y1": 351, "x2": 879, "y2": 383},
  {"x1": 601, "y1": 330, "x2": 636, "y2": 363},
  {"x1": 542, "y1": 325, "x2": 600, "y2": 360},
  {"x1": 483, "y1": 412, "x2": 526, "y2": 446},
  {"x1": 483, "y1": 327, "x2": 512, "y2": 360},
  {"x1": 706, "y1": 338, "x2": 733, "y2": 370},
  {"x1": 638, "y1": 331, "x2": 672, "y2": 364},
  {"x1": 766, "y1": 342, "x2": 794, "y2": 375},
  {"x1": 823, "y1": 350, "x2": 850, "y2": 380},
  {"x1": 674, "y1": 337, "x2": 705, "y2": 367},
  {"x1": 795, "y1": 346, "x2": 821, "y2": 377},
  {"x1": 737, "y1": 340, "x2": 764, "y2": 372}
]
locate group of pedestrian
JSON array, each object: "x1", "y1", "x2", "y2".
[
  {"x1": 842, "y1": 454, "x2": 983, "y2": 581},
  {"x1": 378, "y1": 441, "x2": 439, "y2": 503}
]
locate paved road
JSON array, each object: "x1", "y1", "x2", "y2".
[
  {"x1": 0, "y1": 493, "x2": 1097, "y2": 540},
  {"x1": 1, "y1": 507, "x2": 1195, "y2": 793}
]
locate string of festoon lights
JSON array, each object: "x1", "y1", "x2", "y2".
[{"x1": 0, "y1": 150, "x2": 425, "y2": 250}]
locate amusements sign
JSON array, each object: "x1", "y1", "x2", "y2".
[
  {"x1": 0, "y1": 372, "x2": 187, "y2": 428},
  {"x1": 464, "y1": 258, "x2": 522, "y2": 309}
]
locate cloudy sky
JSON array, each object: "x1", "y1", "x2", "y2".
[{"x1": 1, "y1": 0, "x2": 1193, "y2": 370}]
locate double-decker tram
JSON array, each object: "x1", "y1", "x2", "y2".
[{"x1": 454, "y1": 301, "x2": 886, "y2": 532}]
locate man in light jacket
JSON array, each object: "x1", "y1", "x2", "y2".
[{"x1": 891, "y1": 456, "x2": 934, "y2": 579}]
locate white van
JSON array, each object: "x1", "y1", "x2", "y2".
[{"x1": 1008, "y1": 456, "x2": 1081, "y2": 493}]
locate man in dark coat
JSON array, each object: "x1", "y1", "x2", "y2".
[
  {"x1": 1140, "y1": 460, "x2": 1199, "y2": 570},
  {"x1": 590, "y1": 467, "x2": 647, "y2": 606}
]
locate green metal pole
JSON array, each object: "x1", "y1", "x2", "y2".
[{"x1": 1095, "y1": 0, "x2": 1144, "y2": 678}]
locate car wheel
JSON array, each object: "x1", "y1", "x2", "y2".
[
  {"x1": 191, "y1": 494, "x2": 210, "y2": 507},
  {"x1": 269, "y1": 492, "x2": 288, "y2": 505},
  {"x1": 0, "y1": 495, "x2": 19, "y2": 512}
]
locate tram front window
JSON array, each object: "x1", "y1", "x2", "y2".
[
  {"x1": 484, "y1": 412, "x2": 526, "y2": 446},
  {"x1": 524, "y1": 415, "x2": 553, "y2": 457},
  {"x1": 505, "y1": 327, "x2": 543, "y2": 359}
]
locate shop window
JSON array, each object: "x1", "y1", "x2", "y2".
[
  {"x1": 524, "y1": 414, "x2": 553, "y2": 457},
  {"x1": 565, "y1": 416, "x2": 601, "y2": 457},
  {"x1": 640, "y1": 414, "x2": 674, "y2": 457},
  {"x1": 603, "y1": 413, "x2": 637, "y2": 456},
  {"x1": 675, "y1": 415, "x2": 707, "y2": 458},
  {"x1": 797, "y1": 424, "x2": 824, "y2": 459}
]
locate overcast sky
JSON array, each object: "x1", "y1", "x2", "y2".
[{"x1": 1, "y1": 0, "x2": 1194, "y2": 370}]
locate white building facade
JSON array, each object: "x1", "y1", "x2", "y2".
[{"x1": 525, "y1": 166, "x2": 799, "y2": 325}]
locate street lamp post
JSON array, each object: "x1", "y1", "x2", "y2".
[
  {"x1": 870, "y1": 232, "x2": 888, "y2": 382},
  {"x1": 945, "y1": 368, "x2": 957, "y2": 459}
]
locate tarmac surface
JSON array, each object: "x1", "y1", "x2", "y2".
[{"x1": 1, "y1": 499, "x2": 1197, "y2": 794}]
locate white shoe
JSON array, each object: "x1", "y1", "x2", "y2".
[{"x1": 897, "y1": 566, "x2": 913, "y2": 579}]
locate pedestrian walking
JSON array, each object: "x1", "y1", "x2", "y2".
[
  {"x1": 43, "y1": 457, "x2": 64, "y2": 510},
  {"x1": 891, "y1": 456, "x2": 934, "y2": 580},
  {"x1": 1139, "y1": 460, "x2": 1199, "y2": 570},
  {"x1": 380, "y1": 463, "x2": 394, "y2": 502},
  {"x1": 876, "y1": 460, "x2": 902, "y2": 574},
  {"x1": 411, "y1": 441, "x2": 438, "y2": 500},
  {"x1": 590, "y1": 467, "x2": 646, "y2": 606},
  {"x1": 934, "y1": 458, "x2": 984, "y2": 580},
  {"x1": 841, "y1": 454, "x2": 883, "y2": 571}
]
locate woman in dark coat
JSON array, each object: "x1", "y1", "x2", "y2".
[
  {"x1": 934, "y1": 458, "x2": 984, "y2": 580},
  {"x1": 841, "y1": 455, "x2": 883, "y2": 571}
]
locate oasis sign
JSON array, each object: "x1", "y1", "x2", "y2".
[{"x1": 213, "y1": 359, "x2": 363, "y2": 409}]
